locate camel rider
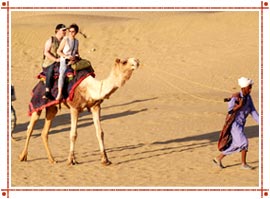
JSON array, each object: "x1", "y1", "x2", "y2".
[{"x1": 42, "y1": 24, "x2": 67, "y2": 100}]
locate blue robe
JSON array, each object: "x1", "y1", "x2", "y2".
[{"x1": 222, "y1": 92, "x2": 259, "y2": 155}]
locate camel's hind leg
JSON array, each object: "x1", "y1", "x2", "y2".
[
  {"x1": 41, "y1": 106, "x2": 58, "y2": 164},
  {"x1": 91, "y1": 104, "x2": 111, "y2": 166},
  {"x1": 19, "y1": 111, "x2": 41, "y2": 161},
  {"x1": 67, "y1": 107, "x2": 79, "y2": 165}
]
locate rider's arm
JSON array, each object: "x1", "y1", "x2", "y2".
[
  {"x1": 44, "y1": 38, "x2": 58, "y2": 62},
  {"x1": 75, "y1": 40, "x2": 79, "y2": 57}
]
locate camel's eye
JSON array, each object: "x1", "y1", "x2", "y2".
[{"x1": 122, "y1": 60, "x2": 127, "y2": 65}]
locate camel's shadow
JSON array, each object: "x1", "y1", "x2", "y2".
[
  {"x1": 150, "y1": 125, "x2": 259, "y2": 145},
  {"x1": 12, "y1": 97, "x2": 157, "y2": 137},
  {"x1": 105, "y1": 125, "x2": 259, "y2": 167}
]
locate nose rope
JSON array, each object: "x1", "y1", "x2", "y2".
[
  {"x1": 149, "y1": 66, "x2": 227, "y2": 104},
  {"x1": 152, "y1": 67, "x2": 232, "y2": 94},
  {"x1": 153, "y1": 73, "x2": 224, "y2": 103}
]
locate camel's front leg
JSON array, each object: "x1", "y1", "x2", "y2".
[
  {"x1": 41, "y1": 106, "x2": 58, "y2": 164},
  {"x1": 19, "y1": 111, "x2": 41, "y2": 161},
  {"x1": 67, "y1": 107, "x2": 79, "y2": 165},
  {"x1": 91, "y1": 105, "x2": 111, "y2": 166}
]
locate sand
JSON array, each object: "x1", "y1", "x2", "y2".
[{"x1": 11, "y1": 11, "x2": 259, "y2": 187}]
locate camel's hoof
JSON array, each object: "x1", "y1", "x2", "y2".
[
  {"x1": 19, "y1": 153, "x2": 27, "y2": 162},
  {"x1": 19, "y1": 154, "x2": 27, "y2": 162},
  {"x1": 67, "y1": 159, "x2": 79, "y2": 166},
  {"x1": 49, "y1": 159, "x2": 57, "y2": 165},
  {"x1": 102, "y1": 160, "x2": 112, "y2": 166}
]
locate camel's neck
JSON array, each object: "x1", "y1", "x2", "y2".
[{"x1": 98, "y1": 70, "x2": 122, "y2": 99}]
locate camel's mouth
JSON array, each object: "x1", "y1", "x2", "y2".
[{"x1": 130, "y1": 58, "x2": 140, "y2": 70}]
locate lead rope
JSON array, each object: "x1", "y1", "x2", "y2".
[{"x1": 153, "y1": 73, "x2": 224, "y2": 103}]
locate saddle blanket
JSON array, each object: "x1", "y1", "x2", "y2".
[{"x1": 28, "y1": 66, "x2": 95, "y2": 116}]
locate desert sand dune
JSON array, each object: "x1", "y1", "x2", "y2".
[{"x1": 11, "y1": 11, "x2": 259, "y2": 187}]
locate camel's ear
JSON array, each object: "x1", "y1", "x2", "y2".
[{"x1": 115, "y1": 58, "x2": 121, "y2": 64}]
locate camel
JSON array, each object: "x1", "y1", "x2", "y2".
[{"x1": 19, "y1": 57, "x2": 140, "y2": 165}]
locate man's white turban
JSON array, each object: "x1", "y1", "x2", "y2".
[{"x1": 238, "y1": 77, "x2": 254, "y2": 88}]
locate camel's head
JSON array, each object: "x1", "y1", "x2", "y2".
[
  {"x1": 113, "y1": 58, "x2": 140, "y2": 87},
  {"x1": 115, "y1": 57, "x2": 140, "y2": 70}
]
